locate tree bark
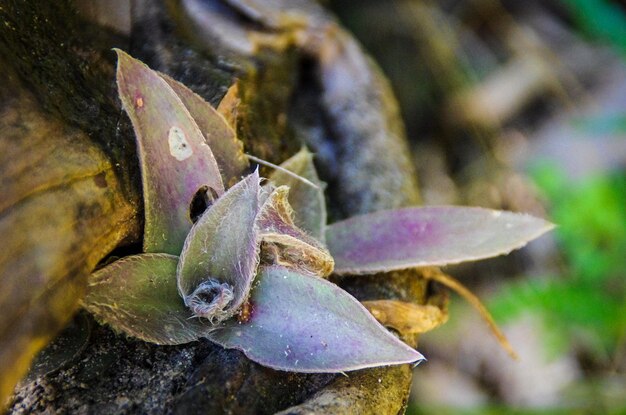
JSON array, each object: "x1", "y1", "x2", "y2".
[{"x1": 1, "y1": 1, "x2": 425, "y2": 413}]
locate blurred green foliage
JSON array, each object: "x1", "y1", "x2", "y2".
[
  {"x1": 493, "y1": 0, "x2": 626, "y2": 362},
  {"x1": 563, "y1": 0, "x2": 626, "y2": 55},
  {"x1": 571, "y1": 115, "x2": 626, "y2": 136},
  {"x1": 490, "y1": 164, "x2": 626, "y2": 359}
]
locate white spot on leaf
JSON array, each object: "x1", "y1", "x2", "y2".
[{"x1": 168, "y1": 126, "x2": 193, "y2": 161}]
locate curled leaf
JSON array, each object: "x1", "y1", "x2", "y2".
[
  {"x1": 161, "y1": 74, "x2": 248, "y2": 187},
  {"x1": 326, "y1": 206, "x2": 554, "y2": 275},
  {"x1": 362, "y1": 300, "x2": 448, "y2": 335},
  {"x1": 82, "y1": 254, "x2": 209, "y2": 345},
  {"x1": 216, "y1": 82, "x2": 241, "y2": 132},
  {"x1": 208, "y1": 265, "x2": 424, "y2": 373},
  {"x1": 115, "y1": 49, "x2": 224, "y2": 254},
  {"x1": 177, "y1": 171, "x2": 261, "y2": 324},
  {"x1": 268, "y1": 148, "x2": 327, "y2": 242},
  {"x1": 257, "y1": 186, "x2": 334, "y2": 277}
]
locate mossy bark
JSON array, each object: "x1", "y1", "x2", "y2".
[{"x1": 1, "y1": 0, "x2": 425, "y2": 413}]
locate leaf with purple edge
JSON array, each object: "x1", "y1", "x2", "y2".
[
  {"x1": 115, "y1": 49, "x2": 225, "y2": 255},
  {"x1": 326, "y1": 206, "x2": 554, "y2": 275},
  {"x1": 268, "y1": 148, "x2": 327, "y2": 242},
  {"x1": 160, "y1": 74, "x2": 248, "y2": 188},
  {"x1": 257, "y1": 186, "x2": 334, "y2": 277},
  {"x1": 82, "y1": 254, "x2": 211, "y2": 345},
  {"x1": 207, "y1": 265, "x2": 424, "y2": 372},
  {"x1": 177, "y1": 171, "x2": 261, "y2": 324}
]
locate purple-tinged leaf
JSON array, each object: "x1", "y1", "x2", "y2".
[
  {"x1": 269, "y1": 148, "x2": 327, "y2": 242},
  {"x1": 82, "y1": 254, "x2": 210, "y2": 345},
  {"x1": 257, "y1": 186, "x2": 334, "y2": 277},
  {"x1": 208, "y1": 265, "x2": 424, "y2": 373},
  {"x1": 177, "y1": 171, "x2": 261, "y2": 324},
  {"x1": 326, "y1": 206, "x2": 554, "y2": 275},
  {"x1": 160, "y1": 74, "x2": 248, "y2": 188},
  {"x1": 115, "y1": 49, "x2": 224, "y2": 255}
]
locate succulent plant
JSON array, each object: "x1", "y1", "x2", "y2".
[{"x1": 82, "y1": 50, "x2": 553, "y2": 373}]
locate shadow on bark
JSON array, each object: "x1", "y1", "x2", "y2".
[{"x1": 1, "y1": 1, "x2": 425, "y2": 413}]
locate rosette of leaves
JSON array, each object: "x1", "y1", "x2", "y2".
[{"x1": 82, "y1": 50, "x2": 553, "y2": 373}]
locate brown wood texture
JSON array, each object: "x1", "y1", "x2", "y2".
[
  {"x1": 0, "y1": 69, "x2": 139, "y2": 403},
  {"x1": 2, "y1": 1, "x2": 426, "y2": 413}
]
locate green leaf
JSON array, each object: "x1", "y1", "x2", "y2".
[
  {"x1": 326, "y1": 206, "x2": 554, "y2": 275},
  {"x1": 257, "y1": 185, "x2": 334, "y2": 277},
  {"x1": 115, "y1": 49, "x2": 224, "y2": 255},
  {"x1": 177, "y1": 171, "x2": 261, "y2": 324},
  {"x1": 82, "y1": 254, "x2": 211, "y2": 345},
  {"x1": 208, "y1": 265, "x2": 424, "y2": 372},
  {"x1": 269, "y1": 148, "x2": 327, "y2": 242}
]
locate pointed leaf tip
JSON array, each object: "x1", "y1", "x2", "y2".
[
  {"x1": 216, "y1": 82, "x2": 241, "y2": 131},
  {"x1": 115, "y1": 49, "x2": 224, "y2": 254},
  {"x1": 326, "y1": 206, "x2": 554, "y2": 275},
  {"x1": 207, "y1": 265, "x2": 424, "y2": 373}
]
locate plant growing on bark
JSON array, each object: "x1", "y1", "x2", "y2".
[{"x1": 82, "y1": 50, "x2": 553, "y2": 373}]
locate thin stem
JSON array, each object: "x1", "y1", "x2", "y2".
[
  {"x1": 246, "y1": 154, "x2": 320, "y2": 189},
  {"x1": 423, "y1": 267, "x2": 519, "y2": 360}
]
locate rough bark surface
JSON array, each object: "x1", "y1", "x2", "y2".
[
  {"x1": 2, "y1": 0, "x2": 425, "y2": 413},
  {"x1": 0, "y1": 58, "x2": 140, "y2": 404}
]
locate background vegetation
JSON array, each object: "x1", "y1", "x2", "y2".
[{"x1": 329, "y1": 0, "x2": 626, "y2": 413}]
